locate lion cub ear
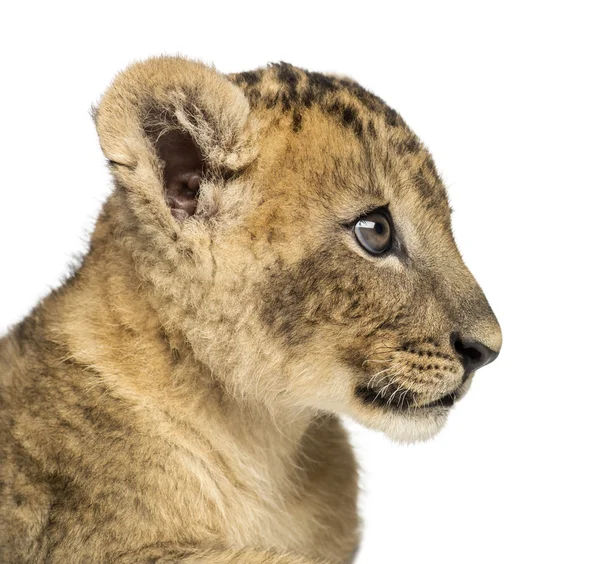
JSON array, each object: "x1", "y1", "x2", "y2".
[{"x1": 94, "y1": 56, "x2": 253, "y2": 221}]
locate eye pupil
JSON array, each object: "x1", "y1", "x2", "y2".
[{"x1": 353, "y1": 211, "x2": 393, "y2": 255}]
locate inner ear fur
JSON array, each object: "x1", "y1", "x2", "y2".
[{"x1": 94, "y1": 56, "x2": 254, "y2": 221}]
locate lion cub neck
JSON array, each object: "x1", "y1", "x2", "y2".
[{"x1": 46, "y1": 219, "x2": 315, "y2": 472}]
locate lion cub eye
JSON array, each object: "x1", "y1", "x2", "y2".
[{"x1": 353, "y1": 211, "x2": 393, "y2": 255}]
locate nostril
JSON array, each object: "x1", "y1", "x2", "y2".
[{"x1": 451, "y1": 333, "x2": 499, "y2": 373}]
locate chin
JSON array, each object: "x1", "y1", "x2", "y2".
[{"x1": 353, "y1": 406, "x2": 451, "y2": 443}]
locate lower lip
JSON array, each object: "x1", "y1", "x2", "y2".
[
  {"x1": 421, "y1": 392, "x2": 456, "y2": 409},
  {"x1": 356, "y1": 385, "x2": 458, "y2": 412}
]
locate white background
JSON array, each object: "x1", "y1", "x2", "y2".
[{"x1": 1, "y1": 2, "x2": 598, "y2": 563}]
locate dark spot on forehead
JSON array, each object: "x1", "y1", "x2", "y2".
[
  {"x1": 368, "y1": 120, "x2": 377, "y2": 137},
  {"x1": 411, "y1": 157, "x2": 448, "y2": 211},
  {"x1": 339, "y1": 77, "x2": 407, "y2": 129},
  {"x1": 325, "y1": 101, "x2": 364, "y2": 138},
  {"x1": 292, "y1": 109, "x2": 303, "y2": 132},
  {"x1": 413, "y1": 173, "x2": 443, "y2": 208},
  {"x1": 423, "y1": 158, "x2": 442, "y2": 185},
  {"x1": 306, "y1": 71, "x2": 338, "y2": 93},
  {"x1": 235, "y1": 70, "x2": 262, "y2": 87},
  {"x1": 230, "y1": 70, "x2": 265, "y2": 107},
  {"x1": 231, "y1": 62, "x2": 410, "y2": 139},
  {"x1": 384, "y1": 107, "x2": 402, "y2": 127},
  {"x1": 342, "y1": 106, "x2": 357, "y2": 126},
  {"x1": 280, "y1": 93, "x2": 291, "y2": 111},
  {"x1": 342, "y1": 106, "x2": 363, "y2": 137},
  {"x1": 276, "y1": 62, "x2": 300, "y2": 91},
  {"x1": 392, "y1": 136, "x2": 421, "y2": 155},
  {"x1": 301, "y1": 90, "x2": 315, "y2": 109}
]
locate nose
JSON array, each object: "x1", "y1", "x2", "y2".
[{"x1": 451, "y1": 333, "x2": 499, "y2": 374}]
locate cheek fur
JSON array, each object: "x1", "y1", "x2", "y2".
[{"x1": 259, "y1": 247, "x2": 412, "y2": 348}]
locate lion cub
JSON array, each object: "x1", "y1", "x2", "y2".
[{"x1": 0, "y1": 57, "x2": 501, "y2": 563}]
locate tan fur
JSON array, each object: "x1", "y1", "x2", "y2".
[{"x1": 0, "y1": 56, "x2": 501, "y2": 562}]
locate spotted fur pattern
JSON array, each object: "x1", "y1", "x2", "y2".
[{"x1": 0, "y1": 56, "x2": 501, "y2": 562}]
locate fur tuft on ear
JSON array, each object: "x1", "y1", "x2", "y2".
[{"x1": 94, "y1": 56, "x2": 254, "y2": 221}]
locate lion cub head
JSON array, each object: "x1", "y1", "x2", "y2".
[{"x1": 94, "y1": 57, "x2": 501, "y2": 442}]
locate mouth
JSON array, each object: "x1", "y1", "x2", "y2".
[{"x1": 355, "y1": 381, "x2": 461, "y2": 412}]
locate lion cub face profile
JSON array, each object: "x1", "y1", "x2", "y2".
[{"x1": 95, "y1": 57, "x2": 501, "y2": 444}]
